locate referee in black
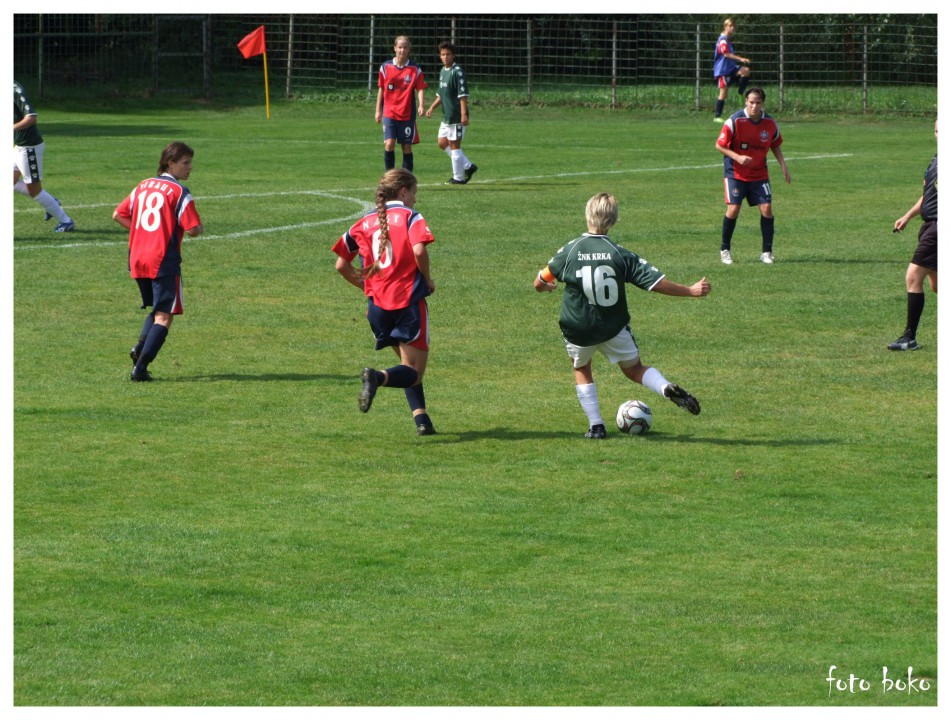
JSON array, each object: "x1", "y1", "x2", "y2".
[{"x1": 889, "y1": 119, "x2": 937, "y2": 351}]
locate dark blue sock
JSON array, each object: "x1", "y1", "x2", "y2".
[
  {"x1": 413, "y1": 412, "x2": 432, "y2": 429},
  {"x1": 721, "y1": 216, "x2": 737, "y2": 251},
  {"x1": 761, "y1": 216, "x2": 775, "y2": 253},
  {"x1": 383, "y1": 364, "x2": 418, "y2": 389},
  {"x1": 138, "y1": 323, "x2": 169, "y2": 367},
  {"x1": 404, "y1": 383, "x2": 426, "y2": 412},
  {"x1": 715, "y1": 99, "x2": 725, "y2": 117},
  {"x1": 402, "y1": 153, "x2": 414, "y2": 172},
  {"x1": 133, "y1": 313, "x2": 156, "y2": 355},
  {"x1": 384, "y1": 150, "x2": 396, "y2": 170}
]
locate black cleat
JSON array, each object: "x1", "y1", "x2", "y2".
[
  {"x1": 359, "y1": 367, "x2": 379, "y2": 413},
  {"x1": 130, "y1": 346, "x2": 141, "y2": 365},
  {"x1": 446, "y1": 178, "x2": 467, "y2": 185},
  {"x1": 887, "y1": 335, "x2": 919, "y2": 351},
  {"x1": 416, "y1": 424, "x2": 436, "y2": 436},
  {"x1": 464, "y1": 164, "x2": 478, "y2": 182},
  {"x1": 130, "y1": 366, "x2": 153, "y2": 382},
  {"x1": 664, "y1": 384, "x2": 701, "y2": 415},
  {"x1": 584, "y1": 424, "x2": 607, "y2": 439}
]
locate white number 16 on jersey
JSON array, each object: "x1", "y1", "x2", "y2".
[{"x1": 576, "y1": 265, "x2": 619, "y2": 307}]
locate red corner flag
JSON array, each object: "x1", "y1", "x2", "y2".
[
  {"x1": 237, "y1": 26, "x2": 271, "y2": 119},
  {"x1": 237, "y1": 26, "x2": 266, "y2": 59}
]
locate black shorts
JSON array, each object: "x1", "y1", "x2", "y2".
[
  {"x1": 136, "y1": 275, "x2": 183, "y2": 315},
  {"x1": 911, "y1": 220, "x2": 937, "y2": 271},
  {"x1": 366, "y1": 298, "x2": 429, "y2": 351}
]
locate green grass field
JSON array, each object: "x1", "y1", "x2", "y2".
[{"x1": 11, "y1": 99, "x2": 937, "y2": 707}]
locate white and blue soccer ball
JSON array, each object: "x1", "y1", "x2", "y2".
[{"x1": 616, "y1": 400, "x2": 653, "y2": 435}]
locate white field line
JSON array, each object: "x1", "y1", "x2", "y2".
[{"x1": 13, "y1": 154, "x2": 852, "y2": 252}]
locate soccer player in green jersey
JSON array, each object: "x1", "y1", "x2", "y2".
[
  {"x1": 13, "y1": 80, "x2": 74, "y2": 232},
  {"x1": 534, "y1": 193, "x2": 711, "y2": 439},
  {"x1": 425, "y1": 41, "x2": 477, "y2": 184}
]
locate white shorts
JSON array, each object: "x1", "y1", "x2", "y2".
[
  {"x1": 565, "y1": 326, "x2": 640, "y2": 369},
  {"x1": 437, "y1": 122, "x2": 465, "y2": 142},
  {"x1": 13, "y1": 142, "x2": 44, "y2": 184}
]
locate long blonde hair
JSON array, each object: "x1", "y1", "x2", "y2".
[{"x1": 364, "y1": 168, "x2": 417, "y2": 278}]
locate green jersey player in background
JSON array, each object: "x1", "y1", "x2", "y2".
[
  {"x1": 534, "y1": 193, "x2": 711, "y2": 439},
  {"x1": 13, "y1": 80, "x2": 74, "y2": 232},
  {"x1": 425, "y1": 41, "x2": 477, "y2": 185}
]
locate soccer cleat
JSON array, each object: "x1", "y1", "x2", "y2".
[
  {"x1": 720, "y1": 249, "x2": 733, "y2": 265},
  {"x1": 446, "y1": 178, "x2": 467, "y2": 185},
  {"x1": 584, "y1": 424, "x2": 607, "y2": 439},
  {"x1": 464, "y1": 163, "x2": 478, "y2": 181},
  {"x1": 416, "y1": 424, "x2": 437, "y2": 436},
  {"x1": 54, "y1": 221, "x2": 75, "y2": 233},
  {"x1": 129, "y1": 346, "x2": 141, "y2": 365},
  {"x1": 760, "y1": 252, "x2": 775, "y2": 264},
  {"x1": 359, "y1": 367, "x2": 379, "y2": 412},
  {"x1": 664, "y1": 384, "x2": 701, "y2": 415},
  {"x1": 887, "y1": 335, "x2": 919, "y2": 351},
  {"x1": 44, "y1": 196, "x2": 60, "y2": 221},
  {"x1": 130, "y1": 366, "x2": 153, "y2": 382},
  {"x1": 713, "y1": 117, "x2": 724, "y2": 123}
]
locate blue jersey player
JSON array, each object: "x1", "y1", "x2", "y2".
[{"x1": 713, "y1": 18, "x2": 751, "y2": 122}]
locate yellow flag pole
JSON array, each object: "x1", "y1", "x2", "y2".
[{"x1": 262, "y1": 51, "x2": 271, "y2": 119}]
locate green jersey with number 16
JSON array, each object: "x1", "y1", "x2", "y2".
[{"x1": 546, "y1": 233, "x2": 665, "y2": 347}]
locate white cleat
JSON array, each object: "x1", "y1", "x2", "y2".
[
  {"x1": 720, "y1": 249, "x2": 733, "y2": 265},
  {"x1": 760, "y1": 252, "x2": 774, "y2": 264}
]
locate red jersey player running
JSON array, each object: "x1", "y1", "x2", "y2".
[
  {"x1": 332, "y1": 169, "x2": 438, "y2": 436},
  {"x1": 715, "y1": 87, "x2": 791, "y2": 265},
  {"x1": 113, "y1": 142, "x2": 204, "y2": 381}
]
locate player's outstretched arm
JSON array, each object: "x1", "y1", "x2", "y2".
[{"x1": 652, "y1": 277, "x2": 711, "y2": 297}]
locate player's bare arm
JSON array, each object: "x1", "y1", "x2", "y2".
[
  {"x1": 652, "y1": 277, "x2": 711, "y2": 298},
  {"x1": 413, "y1": 242, "x2": 435, "y2": 293},
  {"x1": 716, "y1": 142, "x2": 752, "y2": 166},
  {"x1": 772, "y1": 147, "x2": 792, "y2": 183},
  {"x1": 534, "y1": 266, "x2": 558, "y2": 292},
  {"x1": 335, "y1": 256, "x2": 365, "y2": 290},
  {"x1": 894, "y1": 196, "x2": 924, "y2": 232}
]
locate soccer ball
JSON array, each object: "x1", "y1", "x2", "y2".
[{"x1": 616, "y1": 400, "x2": 653, "y2": 435}]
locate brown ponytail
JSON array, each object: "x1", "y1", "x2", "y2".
[{"x1": 363, "y1": 168, "x2": 417, "y2": 278}]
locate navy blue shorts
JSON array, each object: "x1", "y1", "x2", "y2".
[
  {"x1": 136, "y1": 275, "x2": 183, "y2": 315},
  {"x1": 382, "y1": 117, "x2": 419, "y2": 146},
  {"x1": 724, "y1": 177, "x2": 773, "y2": 207},
  {"x1": 367, "y1": 298, "x2": 429, "y2": 351}
]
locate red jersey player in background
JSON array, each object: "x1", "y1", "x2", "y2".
[
  {"x1": 113, "y1": 141, "x2": 204, "y2": 381},
  {"x1": 375, "y1": 35, "x2": 428, "y2": 172},
  {"x1": 715, "y1": 87, "x2": 790, "y2": 265},
  {"x1": 332, "y1": 169, "x2": 438, "y2": 436}
]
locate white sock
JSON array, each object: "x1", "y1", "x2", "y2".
[
  {"x1": 35, "y1": 190, "x2": 70, "y2": 223},
  {"x1": 640, "y1": 367, "x2": 671, "y2": 398},
  {"x1": 14, "y1": 179, "x2": 30, "y2": 196},
  {"x1": 575, "y1": 383, "x2": 604, "y2": 427},
  {"x1": 450, "y1": 149, "x2": 465, "y2": 181}
]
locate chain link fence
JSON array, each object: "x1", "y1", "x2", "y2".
[{"x1": 13, "y1": 14, "x2": 937, "y2": 114}]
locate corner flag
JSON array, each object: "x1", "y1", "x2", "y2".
[{"x1": 237, "y1": 26, "x2": 270, "y2": 118}]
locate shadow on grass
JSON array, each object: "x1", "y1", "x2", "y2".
[
  {"x1": 442, "y1": 428, "x2": 842, "y2": 446},
  {"x1": 167, "y1": 373, "x2": 352, "y2": 383}
]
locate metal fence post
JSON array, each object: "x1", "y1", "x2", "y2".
[
  {"x1": 526, "y1": 18, "x2": 532, "y2": 102},
  {"x1": 695, "y1": 22, "x2": 701, "y2": 112}
]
